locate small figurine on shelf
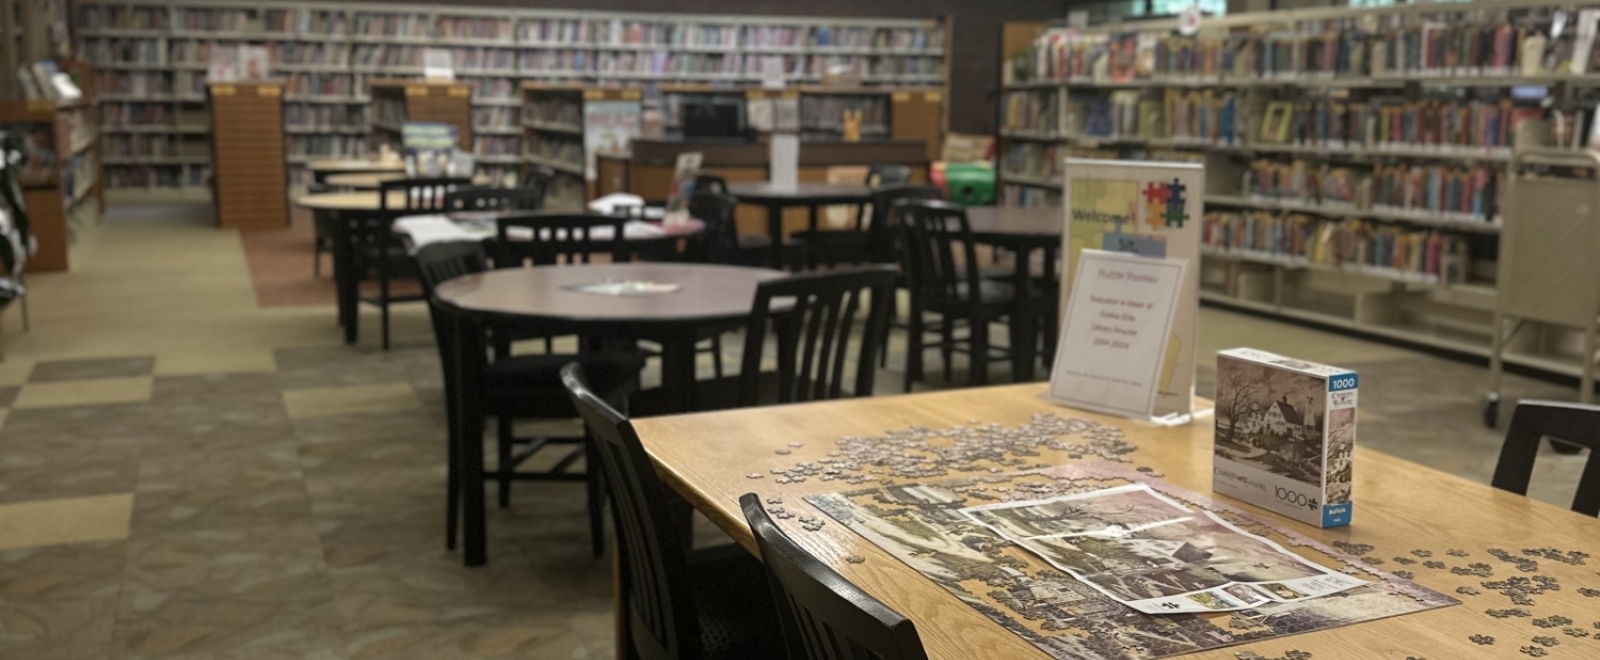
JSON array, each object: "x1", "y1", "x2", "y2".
[{"x1": 841, "y1": 108, "x2": 862, "y2": 142}]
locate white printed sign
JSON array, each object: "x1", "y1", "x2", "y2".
[
  {"x1": 1062, "y1": 158, "x2": 1203, "y2": 420},
  {"x1": 1050, "y1": 249, "x2": 1187, "y2": 419},
  {"x1": 423, "y1": 48, "x2": 454, "y2": 81}
]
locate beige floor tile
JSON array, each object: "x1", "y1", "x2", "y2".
[
  {"x1": 283, "y1": 383, "x2": 421, "y2": 419},
  {"x1": 0, "y1": 358, "x2": 35, "y2": 386},
  {"x1": 13, "y1": 376, "x2": 154, "y2": 409},
  {"x1": 0, "y1": 493, "x2": 133, "y2": 550},
  {"x1": 1198, "y1": 308, "x2": 1417, "y2": 366}
]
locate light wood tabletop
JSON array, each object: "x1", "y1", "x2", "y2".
[
  {"x1": 291, "y1": 190, "x2": 408, "y2": 212},
  {"x1": 632, "y1": 383, "x2": 1600, "y2": 660},
  {"x1": 305, "y1": 158, "x2": 405, "y2": 174},
  {"x1": 323, "y1": 171, "x2": 492, "y2": 190}
]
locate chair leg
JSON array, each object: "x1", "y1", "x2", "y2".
[
  {"x1": 496, "y1": 417, "x2": 513, "y2": 508},
  {"x1": 584, "y1": 438, "x2": 605, "y2": 559},
  {"x1": 970, "y1": 316, "x2": 991, "y2": 387},
  {"x1": 710, "y1": 334, "x2": 724, "y2": 378},
  {"x1": 940, "y1": 315, "x2": 954, "y2": 383},
  {"x1": 879, "y1": 290, "x2": 897, "y2": 368},
  {"x1": 378, "y1": 248, "x2": 392, "y2": 351},
  {"x1": 905, "y1": 306, "x2": 923, "y2": 393}
]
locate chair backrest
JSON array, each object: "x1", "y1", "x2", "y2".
[
  {"x1": 1491, "y1": 400, "x2": 1600, "y2": 516},
  {"x1": 380, "y1": 176, "x2": 474, "y2": 213},
  {"x1": 493, "y1": 213, "x2": 630, "y2": 267},
  {"x1": 524, "y1": 165, "x2": 557, "y2": 196},
  {"x1": 694, "y1": 173, "x2": 728, "y2": 195},
  {"x1": 865, "y1": 164, "x2": 912, "y2": 188},
  {"x1": 442, "y1": 186, "x2": 544, "y2": 214},
  {"x1": 412, "y1": 241, "x2": 490, "y2": 385},
  {"x1": 894, "y1": 199, "x2": 981, "y2": 305},
  {"x1": 562, "y1": 364, "x2": 700, "y2": 660},
  {"x1": 740, "y1": 494, "x2": 930, "y2": 660},
  {"x1": 688, "y1": 192, "x2": 740, "y2": 259},
  {"x1": 865, "y1": 185, "x2": 943, "y2": 264},
  {"x1": 737, "y1": 267, "x2": 895, "y2": 407}
]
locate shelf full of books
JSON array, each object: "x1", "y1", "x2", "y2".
[
  {"x1": 997, "y1": 0, "x2": 1600, "y2": 379},
  {"x1": 0, "y1": 99, "x2": 102, "y2": 272},
  {"x1": 75, "y1": 0, "x2": 950, "y2": 199}
]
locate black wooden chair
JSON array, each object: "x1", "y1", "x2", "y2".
[
  {"x1": 493, "y1": 213, "x2": 630, "y2": 267},
  {"x1": 682, "y1": 267, "x2": 893, "y2": 411},
  {"x1": 693, "y1": 173, "x2": 728, "y2": 195},
  {"x1": 415, "y1": 241, "x2": 645, "y2": 561},
  {"x1": 861, "y1": 186, "x2": 943, "y2": 367},
  {"x1": 442, "y1": 186, "x2": 544, "y2": 213},
  {"x1": 1491, "y1": 400, "x2": 1600, "y2": 517},
  {"x1": 524, "y1": 164, "x2": 557, "y2": 198},
  {"x1": 353, "y1": 176, "x2": 472, "y2": 349},
  {"x1": 562, "y1": 364, "x2": 785, "y2": 660},
  {"x1": 793, "y1": 165, "x2": 919, "y2": 269},
  {"x1": 688, "y1": 192, "x2": 741, "y2": 265},
  {"x1": 740, "y1": 494, "x2": 931, "y2": 660},
  {"x1": 895, "y1": 199, "x2": 1033, "y2": 391}
]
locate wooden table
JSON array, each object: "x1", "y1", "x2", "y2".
[
  {"x1": 324, "y1": 171, "x2": 491, "y2": 190},
  {"x1": 435, "y1": 262, "x2": 788, "y2": 565},
  {"x1": 726, "y1": 181, "x2": 873, "y2": 268},
  {"x1": 305, "y1": 158, "x2": 404, "y2": 186},
  {"x1": 633, "y1": 383, "x2": 1600, "y2": 659},
  {"x1": 292, "y1": 190, "x2": 408, "y2": 212},
  {"x1": 966, "y1": 205, "x2": 1065, "y2": 380}
]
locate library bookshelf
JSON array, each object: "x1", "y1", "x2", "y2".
[
  {"x1": 73, "y1": 0, "x2": 950, "y2": 199},
  {"x1": 0, "y1": 98, "x2": 101, "y2": 272},
  {"x1": 997, "y1": 0, "x2": 1600, "y2": 379},
  {"x1": 523, "y1": 82, "x2": 947, "y2": 210},
  {"x1": 208, "y1": 79, "x2": 285, "y2": 229}
]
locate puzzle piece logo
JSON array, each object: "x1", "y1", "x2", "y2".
[
  {"x1": 1142, "y1": 182, "x2": 1168, "y2": 231},
  {"x1": 1164, "y1": 178, "x2": 1188, "y2": 228},
  {"x1": 1141, "y1": 179, "x2": 1190, "y2": 229}
]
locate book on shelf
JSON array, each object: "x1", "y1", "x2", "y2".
[{"x1": 1201, "y1": 210, "x2": 1471, "y2": 284}]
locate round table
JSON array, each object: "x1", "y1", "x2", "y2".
[
  {"x1": 436, "y1": 262, "x2": 786, "y2": 414},
  {"x1": 964, "y1": 205, "x2": 1062, "y2": 247},
  {"x1": 324, "y1": 171, "x2": 492, "y2": 190},
  {"x1": 726, "y1": 182, "x2": 873, "y2": 268},
  {"x1": 306, "y1": 158, "x2": 405, "y2": 186},
  {"x1": 293, "y1": 190, "x2": 407, "y2": 212}
]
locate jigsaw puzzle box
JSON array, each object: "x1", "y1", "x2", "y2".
[{"x1": 1212, "y1": 348, "x2": 1357, "y2": 528}]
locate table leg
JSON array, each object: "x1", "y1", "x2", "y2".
[
  {"x1": 331, "y1": 212, "x2": 359, "y2": 344},
  {"x1": 455, "y1": 315, "x2": 489, "y2": 567},
  {"x1": 660, "y1": 333, "x2": 699, "y2": 414},
  {"x1": 1010, "y1": 246, "x2": 1037, "y2": 382},
  {"x1": 766, "y1": 202, "x2": 784, "y2": 269}
]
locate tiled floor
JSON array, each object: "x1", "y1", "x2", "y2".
[{"x1": 0, "y1": 204, "x2": 1590, "y2": 659}]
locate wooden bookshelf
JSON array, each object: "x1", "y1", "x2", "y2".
[
  {"x1": 996, "y1": 0, "x2": 1600, "y2": 380},
  {"x1": 75, "y1": 0, "x2": 950, "y2": 198},
  {"x1": 367, "y1": 78, "x2": 472, "y2": 156},
  {"x1": 0, "y1": 98, "x2": 101, "y2": 273},
  {"x1": 525, "y1": 82, "x2": 946, "y2": 209},
  {"x1": 208, "y1": 79, "x2": 286, "y2": 229}
]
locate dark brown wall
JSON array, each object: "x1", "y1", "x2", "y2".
[{"x1": 424, "y1": 0, "x2": 1067, "y2": 134}]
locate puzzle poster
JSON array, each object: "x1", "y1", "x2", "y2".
[{"x1": 1061, "y1": 159, "x2": 1202, "y2": 419}]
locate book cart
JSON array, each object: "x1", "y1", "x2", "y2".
[
  {"x1": 1484, "y1": 147, "x2": 1600, "y2": 426},
  {"x1": 999, "y1": 0, "x2": 1600, "y2": 384}
]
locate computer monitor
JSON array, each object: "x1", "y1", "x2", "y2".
[{"x1": 682, "y1": 100, "x2": 744, "y2": 139}]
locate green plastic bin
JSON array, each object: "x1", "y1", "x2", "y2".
[{"x1": 940, "y1": 163, "x2": 995, "y2": 205}]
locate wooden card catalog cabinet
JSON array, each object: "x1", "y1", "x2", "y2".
[{"x1": 210, "y1": 81, "x2": 288, "y2": 230}]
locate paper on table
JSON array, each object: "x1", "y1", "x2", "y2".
[
  {"x1": 958, "y1": 484, "x2": 1367, "y2": 615},
  {"x1": 562, "y1": 280, "x2": 682, "y2": 297}
]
